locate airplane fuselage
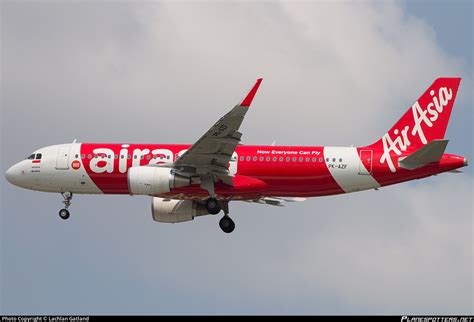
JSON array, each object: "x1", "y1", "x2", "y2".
[{"x1": 6, "y1": 143, "x2": 466, "y2": 200}]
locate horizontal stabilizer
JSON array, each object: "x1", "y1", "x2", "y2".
[
  {"x1": 398, "y1": 139, "x2": 448, "y2": 170},
  {"x1": 244, "y1": 196, "x2": 307, "y2": 207}
]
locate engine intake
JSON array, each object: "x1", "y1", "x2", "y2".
[
  {"x1": 152, "y1": 197, "x2": 209, "y2": 223},
  {"x1": 128, "y1": 166, "x2": 191, "y2": 196}
]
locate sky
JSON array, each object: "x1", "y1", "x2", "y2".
[{"x1": 1, "y1": 0, "x2": 473, "y2": 315}]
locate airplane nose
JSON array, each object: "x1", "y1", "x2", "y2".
[
  {"x1": 5, "y1": 165, "x2": 16, "y2": 184},
  {"x1": 5, "y1": 163, "x2": 23, "y2": 187},
  {"x1": 5, "y1": 162, "x2": 35, "y2": 189}
]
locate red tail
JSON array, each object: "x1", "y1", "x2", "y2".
[{"x1": 366, "y1": 78, "x2": 461, "y2": 171}]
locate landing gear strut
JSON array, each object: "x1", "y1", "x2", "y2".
[{"x1": 59, "y1": 192, "x2": 72, "y2": 220}]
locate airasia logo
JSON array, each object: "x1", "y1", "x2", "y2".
[
  {"x1": 380, "y1": 86, "x2": 453, "y2": 173},
  {"x1": 84, "y1": 145, "x2": 238, "y2": 176},
  {"x1": 71, "y1": 160, "x2": 81, "y2": 170}
]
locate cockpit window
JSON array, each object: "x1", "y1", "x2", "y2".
[
  {"x1": 27, "y1": 154, "x2": 35, "y2": 160},
  {"x1": 36, "y1": 153, "x2": 42, "y2": 160}
]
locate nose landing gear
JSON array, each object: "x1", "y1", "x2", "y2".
[{"x1": 59, "y1": 192, "x2": 72, "y2": 220}]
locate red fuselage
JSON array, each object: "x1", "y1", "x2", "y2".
[{"x1": 78, "y1": 143, "x2": 466, "y2": 200}]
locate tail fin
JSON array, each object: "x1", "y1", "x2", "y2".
[{"x1": 366, "y1": 77, "x2": 461, "y2": 171}]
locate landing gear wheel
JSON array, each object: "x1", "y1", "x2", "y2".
[
  {"x1": 59, "y1": 192, "x2": 72, "y2": 220},
  {"x1": 219, "y1": 216, "x2": 235, "y2": 233},
  {"x1": 59, "y1": 209, "x2": 70, "y2": 220},
  {"x1": 205, "y1": 198, "x2": 221, "y2": 215}
]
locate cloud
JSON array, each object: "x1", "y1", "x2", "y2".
[{"x1": 1, "y1": 1, "x2": 472, "y2": 314}]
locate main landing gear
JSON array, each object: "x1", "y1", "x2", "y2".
[
  {"x1": 201, "y1": 176, "x2": 235, "y2": 233},
  {"x1": 204, "y1": 197, "x2": 235, "y2": 234},
  {"x1": 59, "y1": 192, "x2": 72, "y2": 220}
]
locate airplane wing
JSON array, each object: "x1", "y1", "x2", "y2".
[{"x1": 173, "y1": 78, "x2": 263, "y2": 189}]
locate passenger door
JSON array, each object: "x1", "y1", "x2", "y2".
[{"x1": 55, "y1": 145, "x2": 71, "y2": 170}]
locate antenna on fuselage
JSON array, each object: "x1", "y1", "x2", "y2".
[{"x1": 72, "y1": 138, "x2": 77, "y2": 144}]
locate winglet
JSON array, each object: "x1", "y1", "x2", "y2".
[{"x1": 240, "y1": 78, "x2": 263, "y2": 107}]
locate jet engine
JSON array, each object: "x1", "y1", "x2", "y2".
[
  {"x1": 151, "y1": 197, "x2": 209, "y2": 223},
  {"x1": 128, "y1": 166, "x2": 192, "y2": 196}
]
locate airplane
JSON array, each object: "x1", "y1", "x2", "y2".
[{"x1": 5, "y1": 77, "x2": 468, "y2": 233}]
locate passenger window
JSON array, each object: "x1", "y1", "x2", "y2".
[
  {"x1": 27, "y1": 154, "x2": 35, "y2": 160},
  {"x1": 75, "y1": 154, "x2": 78, "y2": 158},
  {"x1": 326, "y1": 158, "x2": 329, "y2": 162},
  {"x1": 259, "y1": 157, "x2": 264, "y2": 161},
  {"x1": 279, "y1": 157, "x2": 283, "y2": 162},
  {"x1": 134, "y1": 155, "x2": 137, "y2": 159},
  {"x1": 339, "y1": 158, "x2": 343, "y2": 162},
  {"x1": 319, "y1": 157, "x2": 323, "y2": 163},
  {"x1": 240, "y1": 156, "x2": 244, "y2": 161},
  {"x1": 312, "y1": 157, "x2": 316, "y2": 162},
  {"x1": 292, "y1": 157, "x2": 297, "y2": 162},
  {"x1": 114, "y1": 155, "x2": 118, "y2": 159},
  {"x1": 127, "y1": 155, "x2": 131, "y2": 159},
  {"x1": 246, "y1": 156, "x2": 251, "y2": 161},
  {"x1": 273, "y1": 157, "x2": 277, "y2": 162},
  {"x1": 140, "y1": 155, "x2": 144, "y2": 159},
  {"x1": 81, "y1": 154, "x2": 85, "y2": 159},
  {"x1": 146, "y1": 155, "x2": 151, "y2": 160},
  {"x1": 306, "y1": 157, "x2": 310, "y2": 162},
  {"x1": 108, "y1": 155, "x2": 111, "y2": 159},
  {"x1": 36, "y1": 153, "x2": 42, "y2": 160},
  {"x1": 266, "y1": 157, "x2": 270, "y2": 161},
  {"x1": 286, "y1": 157, "x2": 290, "y2": 162},
  {"x1": 253, "y1": 156, "x2": 257, "y2": 161}
]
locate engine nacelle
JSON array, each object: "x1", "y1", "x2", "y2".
[
  {"x1": 152, "y1": 197, "x2": 209, "y2": 223},
  {"x1": 127, "y1": 166, "x2": 191, "y2": 196}
]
